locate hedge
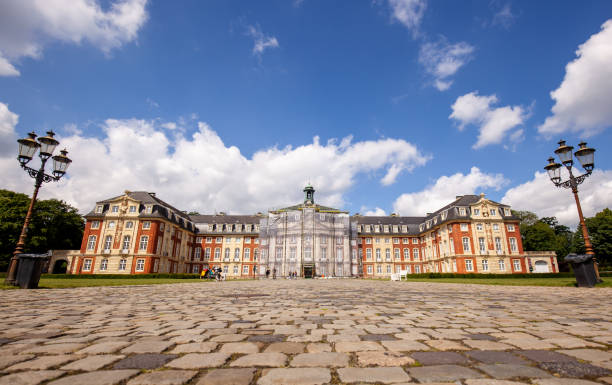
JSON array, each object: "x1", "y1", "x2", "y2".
[{"x1": 40, "y1": 273, "x2": 201, "y2": 279}]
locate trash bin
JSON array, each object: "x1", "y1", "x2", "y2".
[
  {"x1": 15, "y1": 254, "x2": 48, "y2": 289},
  {"x1": 564, "y1": 253, "x2": 598, "y2": 288}
]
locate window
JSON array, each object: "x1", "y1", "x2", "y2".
[
  {"x1": 462, "y1": 237, "x2": 470, "y2": 253},
  {"x1": 505, "y1": 208, "x2": 511, "y2": 216},
  {"x1": 365, "y1": 238, "x2": 372, "y2": 244},
  {"x1": 413, "y1": 248, "x2": 419, "y2": 260},
  {"x1": 412, "y1": 238, "x2": 419, "y2": 244},
  {"x1": 145, "y1": 206, "x2": 152, "y2": 214},
  {"x1": 111, "y1": 205, "x2": 119, "y2": 213},
  {"x1": 376, "y1": 265, "x2": 382, "y2": 273},
  {"x1": 254, "y1": 249, "x2": 259, "y2": 260},
  {"x1": 507, "y1": 224, "x2": 515, "y2": 232},
  {"x1": 234, "y1": 248, "x2": 240, "y2": 261},
  {"x1": 402, "y1": 248, "x2": 409, "y2": 259},
  {"x1": 336, "y1": 237, "x2": 343, "y2": 245},
  {"x1": 206, "y1": 237, "x2": 212, "y2": 243},
  {"x1": 450, "y1": 240, "x2": 455, "y2": 254},
  {"x1": 243, "y1": 265, "x2": 249, "y2": 274},
  {"x1": 289, "y1": 247, "x2": 297, "y2": 260},
  {"x1": 290, "y1": 235, "x2": 297, "y2": 244},
  {"x1": 386, "y1": 265, "x2": 391, "y2": 273},
  {"x1": 119, "y1": 259, "x2": 127, "y2": 271},
  {"x1": 233, "y1": 265, "x2": 238, "y2": 275},
  {"x1": 304, "y1": 247, "x2": 312, "y2": 260},
  {"x1": 385, "y1": 249, "x2": 391, "y2": 261},
  {"x1": 459, "y1": 208, "x2": 466, "y2": 215},
  {"x1": 194, "y1": 248, "x2": 201, "y2": 260},
  {"x1": 245, "y1": 237, "x2": 251, "y2": 244},
  {"x1": 195, "y1": 237, "x2": 203, "y2": 243},
  {"x1": 276, "y1": 236, "x2": 283, "y2": 245},
  {"x1": 136, "y1": 259, "x2": 145, "y2": 271},
  {"x1": 352, "y1": 249, "x2": 357, "y2": 261},
  {"x1": 513, "y1": 259, "x2": 521, "y2": 271},
  {"x1": 125, "y1": 221, "x2": 133, "y2": 229},
  {"x1": 415, "y1": 265, "x2": 420, "y2": 274},
  {"x1": 367, "y1": 265, "x2": 373, "y2": 274},
  {"x1": 460, "y1": 223, "x2": 468, "y2": 231},
  {"x1": 139, "y1": 235, "x2": 149, "y2": 251},
  {"x1": 160, "y1": 223, "x2": 164, "y2": 231},
  {"x1": 142, "y1": 221, "x2": 151, "y2": 229},
  {"x1": 83, "y1": 259, "x2": 92, "y2": 271},
  {"x1": 276, "y1": 248, "x2": 283, "y2": 260},
  {"x1": 100, "y1": 258, "x2": 108, "y2": 271},
  {"x1": 336, "y1": 248, "x2": 343, "y2": 261},
  {"x1": 108, "y1": 221, "x2": 115, "y2": 229},
  {"x1": 465, "y1": 259, "x2": 473, "y2": 271},
  {"x1": 104, "y1": 235, "x2": 112, "y2": 251},
  {"x1": 394, "y1": 248, "x2": 400, "y2": 259},
  {"x1": 224, "y1": 248, "x2": 230, "y2": 261},
  {"x1": 495, "y1": 237, "x2": 502, "y2": 252},
  {"x1": 216, "y1": 237, "x2": 222, "y2": 243},
  {"x1": 384, "y1": 238, "x2": 390, "y2": 244},
  {"x1": 223, "y1": 266, "x2": 229, "y2": 273},
  {"x1": 476, "y1": 223, "x2": 483, "y2": 231},
  {"x1": 96, "y1": 205, "x2": 103, "y2": 213},
  {"x1": 473, "y1": 209, "x2": 480, "y2": 216},
  {"x1": 482, "y1": 259, "x2": 489, "y2": 271},
  {"x1": 375, "y1": 249, "x2": 381, "y2": 261},
  {"x1": 320, "y1": 247, "x2": 327, "y2": 260},
  {"x1": 204, "y1": 248, "x2": 211, "y2": 260},
  {"x1": 366, "y1": 249, "x2": 372, "y2": 260},
  {"x1": 498, "y1": 259, "x2": 505, "y2": 271},
  {"x1": 87, "y1": 235, "x2": 97, "y2": 250},
  {"x1": 509, "y1": 237, "x2": 518, "y2": 252},
  {"x1": 122, "y1": 235, "x2": 130, "y2": 251},
  {"x1": 214, "y1": 248, "x2": 220, "y2": 260},
  {"x1": 244, "y1": 248, "x2": 250, "y2": 260},
  {"x1": 320, "y1": 235, "x2": 327, "y2": 244},
  {"x1": 90, "y1": 220, "x2": 100, "y2": 229},
  {"x1": 129, "y1": 205, "x2": 137, "y2": 213},
  {"x1": 490, "y1": 209, "x2": 496, "y2": 216},
  {"x1": 393, "y1": 238, "x2": 400, "y2": 244},
  {"x1": 478, "y1": 237, "x2": 486, "y2": 254}
]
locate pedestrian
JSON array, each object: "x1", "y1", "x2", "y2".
[
  {"x1": 200, "y1": 268, "x2": 206, "y2": 280},
  {"x1": 266, "y1": 269, "x2": 270, "y2": 279},
  {"x1": 273, "y1": 268, "x2": 276, "y2": 280}
]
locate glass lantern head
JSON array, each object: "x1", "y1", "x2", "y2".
[
  {"x1": 544, "y1": 157, "x2": 562, "y2": 185},
  {"x1": 37, "y1": 130, "x2": 59, "y2": 159},
  {"x1": 574, "y1": 141, "x2": 595, "y2": 173},
  {"x1": 52, "y1": 149, "x2": 72, "y2": 178},
  {"x1": 17, "y1": 132, "x2": 40, "y2": 165},
  {"x1": 554, "y1": 140, "x2": 574, "y2": 167}
]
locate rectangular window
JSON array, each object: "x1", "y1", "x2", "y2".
[
  {"x1": 243, "y1": 265, "x2": 249, "y2": 274},
  {"x1": 336, "y1": 248, "x2": 343, "y2": 261},
  {"x1": 505, "y1": 208, "x2": 511, "y2": 216},
  {"x1": 473, "y1": 208, "x2": 480, "y2": 215},
  {"x1": 119, "y1": 259, "x2": 127, "y2": 271},
  {"x1": 367, "y1": 265, "x2": 373, "y2": 274},
  {"x1": 403, "y1": 248, "x2": 409, "y2": 259},
  {"x1": 498, "y1": 259, "x2": 505, "y2": 271},
  {"x1": 244, "y1": 248, "x2": 250, "y2": 260},
  {"x1": 224, "y1": 248, "x2": 230, "y2": 261},
  {"x1": 513, "y1": 259, "x2": 521, "y2": 271},
  {"x1": 465, "y1": 259, "x2": 473, "y2": 271},
  {"x1": 394, "y1": 248, "x2": 400, "y2": 259},
  {"x1": 507, "y1": 224, "x2": 515, "y2": 232},
  {"x1": 412, "y1": 238, "x2": 419, "y2": 244},
  {"x1": 245, "y1": 237, "x2": 251, "y2": 244},
  {"x1": 90, "y1": 220, "x2": 100, "y2": 229},
  {"x1": 495, "y1": 237, "x2": 502, "y2": 252},
  {"x1": 135, "y1": 259, "x2": 145, "y2": 272},
  {"x1": 384, "y1": 238, "x2": 390, "y2": 244},
  {"x1": 142, "y1": 221, "x2": 151, "y2": 229},
  {"x1": 415, "y1": 265, "x2": 420, "y2": 274},
  {"x1": 386, "y1": 265, "x2": 391, "y2": 273},
  {"x1": 129, "y1": 205, "x2": 137, "y2": 213},
  {"x1": 320, "y1": 235, "x2": 327, "y2": 244},
  {"x1": 375, "y1": 248, "x2": 381, "y2": 261},
  {"x1": 490, "y1": 209, "x2": 496, "y2": 216},
  {"x1": 351, "y1": 249, "x2": 357, "y2": 261},
  {"x1": 304, "y1": 247, "x2": 312, "y2": 260},
  {"x1": 214, "y1": 248, "x2": 220, "y2": 260},
  {"x1": 460, "y1": 223, "x2": 468, "y2": 231},
  {"x1": 194, "y1": 248, "x2": 201, "y2": 259},
  {"x1": 104, "y1": 235, "x2": 112, "y2": 251},
  {"x1": 87, "y1": 235, "x2": 97, "y2": 250},
  {"x1": 139, "y1": 235, "x2": 149, "y2": 251},
  {"x1": 195, "y1": 237, "x2": 203, "y2": 243},
  {"x1": 122, "y1": 235, "x2": 130, "y2": 251},
  {"x1": 233, "y1": 265, "x2": 238, "y2": 274},
  {"x1": 366, "y1": 249, "x2": 372, "y2": 260},
  {"x1": 289, "y1": 247, "x2": 297, "y2": 260},
  {"x1": 479, "y1": 237, "x2": 486, "y2": 253},
  {"x1": 108, "y1": 221, "x2": 115, "y2": 229},
  {"x1": 96, "y1": 205, "x2": 103, "y2": 213},
  {"x1": 223, "y1": 266, "x2": 228, "y2": 273},
  {"x1": 234, "y1": 248, "x2": 240, "y2": 261},
  {"x1": 111, "y1": 205, "x2": 119, "y2": 213},
  {"x1": 336, "y1": 237, "x2": 342, "y2": 245},
  {"x1": 83, "y1": 259, "x2": 92, "y2": 271},
  {"x1": 482, "y1": 259, "x2": 489, "y2": 271},
  {"x1": 509, "y1": 237, "x2": 518, "y2": 252},
  {"x1": 204, "y1": 248, "x2": 211, "y2": 259},
  {"x1": 320, "y1": 247, "x2": 327, "y2": 260},
  {"x1": 145, "y1": 206, "x2": 152, "y2": 213},
  {"x1": 376, "y1": 265, "x2": 382, "y2": 273},
  {"x1": 402, "y1": 238, "x2": 409, "y2": 243},
  {"x1": 100, "y1": 258, "x2": 108, "y2": 271},
  {"x1": 125, "y1": 221, "x2": 133, "y2": 229},
  {"x1": 492, "y1": 223, "x2": 499, "y2": 231},
  {"x1": 476, "y1": 223, "x2": 483, "y2": 231},
  {"x1": 393, "y1": 238, "x2": 400, "y2": 244},
  {"x1": 216, "y1": 237, "x2": 222, "y2": 243},
  {"x1": 459, "y1": 208, "x2": 466, "y2": 215},
  {"x1": 385, "y1": 248, "x2": 391, "y2": 261},
  {"x1": 413, "y1": 248, "x2": 419, "y2": 260},
  {"x1": 276, "y1": 248, "x2": 283, "y2": 260},
  {"x1": 205, "y1": 237, "x2": 212, "y2": 243},
  {"x1": 462, "y1": 237, "x2": 470, "y2": 253},
  {"x1": 366, "y1": 238, "x2": 372, "y2": 244}
]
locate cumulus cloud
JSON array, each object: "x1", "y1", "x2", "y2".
[
  {"x1": 538, "y1": 19, "x2": 612, "y2": 137},
  {"x1": 450, "y1": 91, "x2": 528, "y2": 149},
  {"x1": 0, "y1": 0, "x2": 148, "y2": 76},
  {"x1": 0, "y1": 115, "x2": 430, "y2": 214},
  {"x1": 393, "y1": 167, "x2": 508, "y2": 215},
  {"x1": 246, "y1": 25, "x2": 279, "y2": 56},
  {"x1": 363, "y1": 207, "x2": 387, "y2": 216},
  {"x1": 491, "y1": 2, "x2": 516, "y2": 29},
  {"x1": 419, "y1": 38, "x2": 474, "y2": 91},
  {"x1": 502, "y1": 169, "x2": 612, "y2": 227},
  {"x1": 0, "y1": 102, "x2": 19, "y2": 155},
  {"x1": 388, "y1": 0, "x2": 427, "y2": 38}
]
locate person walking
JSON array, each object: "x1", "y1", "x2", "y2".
[
  {"x1": 272, "y1": 268, "x2": 276, "y2": 280},
  {"x1": 266, "y1": 269, "x2": 270, "y2": 279}
]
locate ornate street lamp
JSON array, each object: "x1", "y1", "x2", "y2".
[
  {"x1": 544, "y1": 140, "x2": 600, "y2": 281},
  {"x1": 5, "y1": 131, "x2": 72, "y2": 286}
]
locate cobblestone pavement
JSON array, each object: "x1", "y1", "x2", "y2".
[{"x1": 1, "y1": 280, "x2": 611, "y2": 385}]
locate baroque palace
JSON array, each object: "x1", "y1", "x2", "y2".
[{"x1": 57, "y1": 185, "x2": 558, "y2": 278}]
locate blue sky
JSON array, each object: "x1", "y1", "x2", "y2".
[{"x1": 0, "y1": 0, "x2": 611, "y2": 225}]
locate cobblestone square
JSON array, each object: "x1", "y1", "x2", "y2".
[{"x1": 1, "y1": 279, "x2": 611, "y2": 384}]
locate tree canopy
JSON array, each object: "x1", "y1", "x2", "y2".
[{"x1": 0, "y1": 189, "x2": 84, "y2": 271}]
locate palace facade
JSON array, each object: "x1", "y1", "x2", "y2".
[{"x1": 58, "y1": 186, "x2": 558, "y2": 277}]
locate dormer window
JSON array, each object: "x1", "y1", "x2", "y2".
[
  {"x1": 146, "y1": 206, "x2": 153, "y2": 214},
  {"x1": 96, "y1": 205, "x2": 103, "y2": 213},
  {"x1": 383, "y1": 225, "x2": 389, "y2": 233},
  {"x1": 490, "y1": 209, "x2": 496, "y2": 216},
  {"x1": 459, "y1": 208, "x2": 466, "y2": 216},
  {"x1": 111, "y1": 205, "x2": 119, "y2": 213},
  {"x1": 504, "y1": 208, "x2": 511, "y2": 216},
  {"x1": 473, "y1": 209, "x2": 480, "y2": 216},
  {"x1": 129, "y1": 205, "x2": 137, "y2": 213}
]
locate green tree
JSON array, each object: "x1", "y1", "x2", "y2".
[
  {"x1": 572, "y1": 208, "x2": 612, "y2": 268},
  {"x1": 522, "y1": 221, "x2": 558, "y2": 251},
  {"x1": 0, "y1": 189, "x2": 84, "y2": 271}
]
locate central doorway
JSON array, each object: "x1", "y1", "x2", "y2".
[{"x1": 303, "y1": 265, "x2": 314, "y2": 278}]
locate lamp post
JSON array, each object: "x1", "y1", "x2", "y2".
[
  {"x1": 4, "y1": 131, "x2": 72, "y2": 286},
  {"x1": 544, "y1": 140, "x2": 600, "y2": 281}
]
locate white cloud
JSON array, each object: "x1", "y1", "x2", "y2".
[
  {"x1": 246, "y1": 25, "x2": 279, "y2": 56},
  {"x1": 491, "y1": 2, "x2": 516, "y2": 29},
  {"x1": 363, "y1": 207, "x2": 387, "y2": 216},
  {"x1": 450, "y1": 91, "x2": 527, "y2": 149},
  {"x1": 539, "y1": 19, "x2": 612, "y2": 137},
  {"x1": 388, "y1": 0, "x2": 427, "y2": 38},
  {"x1": 0, "y1": 0, "x2": 148, "y2": 76},
  {"x1": 502, "y1": 169, "x2": 612, "y2": 227},
  {"x1": 0, "y1": 102, "x2": 19, "y2": 156},
  {"x1": 0, "y1": 116, "x2": 430, "y2": 214},
  {"x1": 393, "y1": 167, "x2": 508, "y2": 215},
  {"x1": 419, "y1": 38, "x2": 474, "y2": 91}
]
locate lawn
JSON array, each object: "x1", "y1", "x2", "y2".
[
  {"x1": 400, "y1": 277, "x2": 612, "y2": 287},
  {"x1": 1, "y1": 277, "x2": 207, "y2": 289}
]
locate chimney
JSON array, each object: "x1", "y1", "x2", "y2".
[
  {"x1": 390, "y1": 213, "x2": 398, "y2": 217},
  {"x1": 149, "y1": 192, "x2": 156, "y2": 197},
  {"x1": 479, "y1": 192, "x2": 485, "y2": 198},
  {"x1": 426, "y1": 213, "x2": 432, "y2": 216},
  {"x1": 455, "y1": 195, "x2": 462, "y2": 200}
]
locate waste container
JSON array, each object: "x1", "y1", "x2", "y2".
[
  {"x1": 564, "y1": 253, "x2": 598, "y2": 288},
  {"x1": 15, "y1": 253, "x2": 48, "y2": 289}
]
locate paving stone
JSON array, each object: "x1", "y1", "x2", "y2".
[
  {"x1": 257, "y1": 368, "x2": 331, "y2": 385},
  {"x1": 5, "y1": 355, "x2": 76, "y2": 371},
  {"x1": 501, "y1": 338, "x2": 557, "y2": 350},
  {"x1": 532, "y1": 379, "x2": 602, "y2": 385},
  {"x1": 169, "y1": 342, "x2": 217, "y2": 354},
  {"x1": 219, "y1": 342, "x2": 261, "y2": 354},
  {"x1": 22, "y1": 343, "x2": 86, "y2": 355},
  {"x1": 361, "y1": 334, "x2": 397, "y2": 341},
  {"x1": 121, "y1": 340, "x2": 173, "y2": 354},
  {"x1": 46, "y1": 370, "x2": 139, "y2": 385},
  {"x1": 196, "y1": 368, "x2": 255, "y2": 385},
  {"x1": 0, "y1": 354, "x2": 35, "y2": 370},
  {"x1": 411, "y1": 351, "x2": 469, "y2": 365},
  {"x1": 335, "y1": 341, "x2": 384, "y2": 352},
  {"x1": 557, "y1": 349, "x2": 612, "y2": 363},
  {"x1": 290, "y1": 352, "x2": 349, "y2": 367},
  {"x1": 198, "y1": 321, "x2": 227, "y2": 329},
  {"x1": 0, "y1": 370, "x2": 64, "y2": 385},
  {"x1": 408, "y1": 365, "x2": 485, "y2": 382},
  {"x1": 465, "y1": 380, "x2": 532, "y2": 385},
  {"x1": 517, "y1": 350, "x2": 576, "y2": 363},
  {"x1": 265, "y1": 342, "x2": 305, "y2": 354},
  {"x1": 382, "y1": 340, "x2": 429, "y2": 352},
  {"x1": 77, "y1": 341, "x2": 131, "y2": 354},
  {"x1": 538, "y1": 361, "x2": 611, "y2": 378},
  {"x1": 424, "y1": 339, "x2": 469, "y2": 351},
  {"x1": 230, "y1": 352, "x2": 287, "y2": 367},
  {"x1": 210, "y1": 334, "x2": 248, "y2": 342},
  {"x1": 166, "y1": 353, "x2": 230, "y2": 369},
  {"x1": 356, "y1": 351, "x2": 415, "y2": 367},
  {"x1": 306, "y1": 343, "x2": 331, "y2": 353},
  {"x1": 465, "y1": 334, "x2": 498, "y2": 341},
  {"x1": 465, "y1": 350, "x2": 529, "y2": 365},
  {"x1": 248, "y1": 335, "x2": 286, "y2": 343},
  {"x1": 60, "y1": 355, "x2": 124, "y2": 371},
  {"x1": 337, "y1": 367, "x2": 411, "y2": 383},
  {"x1": 126, "y1": 370, "x2": 197, "y2": 385},
  {"x1": 477, "y1": 363, "x2": 552, "y2": 379},
  {"x1": 113, "y1": 354, "x2": 178, "y2": 369},
  {"x1": 463, "y1": 340, "x2": 514, "y2": 350}
]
